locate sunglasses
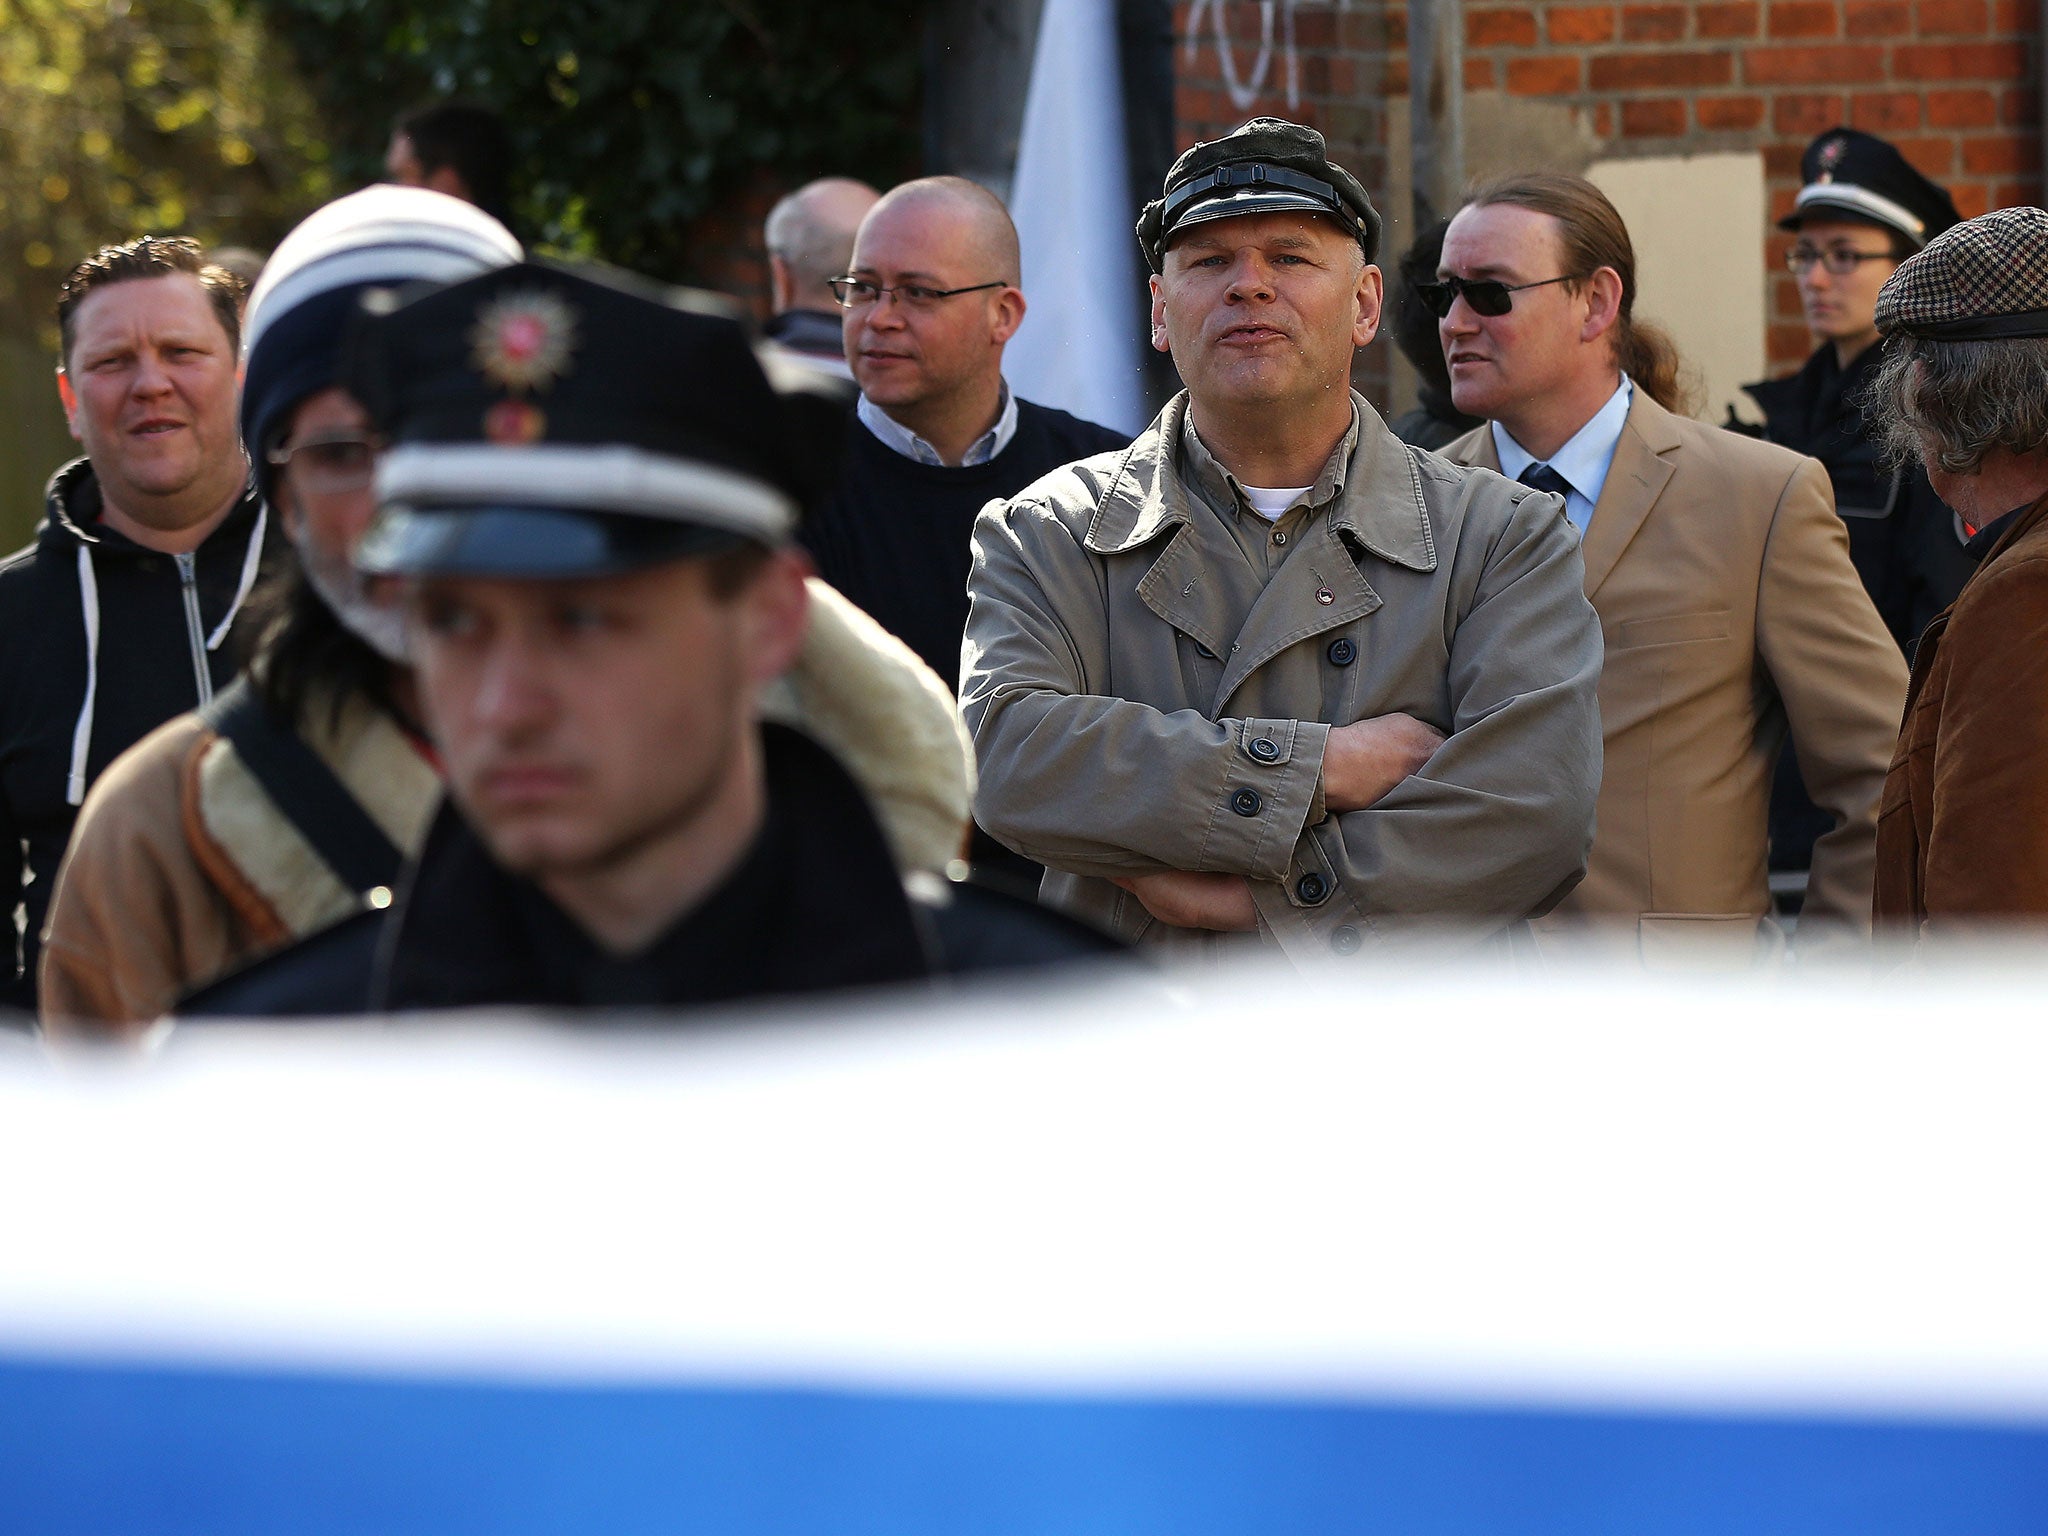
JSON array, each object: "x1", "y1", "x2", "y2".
[{"x1": 1413, "y1": 273, "x2": 1579, "y2": 319}]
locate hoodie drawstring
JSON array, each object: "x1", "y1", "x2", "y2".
[
  {"x1": 206, "y1": 503, "x2": 267, "y2": 652},
  {"x1": 66, "y1": 502, "x2": 265, "y2": 808},
  {"x1": 66, "y1": 547, "x2": 101, "y2": 807}
]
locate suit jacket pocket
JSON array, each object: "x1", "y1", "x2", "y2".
[{"x1": 1616, "y1": 609, "x2": 1730, "y2": 649}]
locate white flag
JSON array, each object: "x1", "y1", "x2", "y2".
[{"x1": 1006, "y1": 0, "x2": 1152, "y2": 436}]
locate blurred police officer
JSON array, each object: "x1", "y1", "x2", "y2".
[
  {"x1": 192, "y1": 261, "x2": 1112, "y2": 1015},
  {"x1": 963, "y1": 120, "x2": 1603, "y2": 961}
]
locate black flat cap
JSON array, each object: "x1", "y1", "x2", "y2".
[
  {"x1": 1779, "y1": 127, "x2": 1960, "y2": 250},
  {"x1": 1876, "y1": 206, "x2": 2048, "y2": 341},
  {"x1": 1137, "y1": 117, "x2": 1381, "y2": 273},
  {"x1": 345, "y1": 260, "x2": 811, "y2": 578}
]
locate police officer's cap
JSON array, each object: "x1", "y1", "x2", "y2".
[
  {"x1": 1779, "y1": 127, "x2": 1960, "y2": 250},
  {"x1": 348, "y1": 260, "x2": 815, "y2": 580},
  {"x1": 1137, "y1": 117, "x2": 1381, "y2": 273}
]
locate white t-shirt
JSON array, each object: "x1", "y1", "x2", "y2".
[{"x1": 1240, "y1": 485, "x2": 1312, "y2": 522}]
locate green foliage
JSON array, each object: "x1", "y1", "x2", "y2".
[
  {"x1": 0, "y1": 0, "x2": 330, "y2": 351},
  {"x1": 246, "y1": 0, "x2": 924, "y2": 282}
]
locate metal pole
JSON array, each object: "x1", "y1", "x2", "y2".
[{"x1": 1409, "y1": 0, "x2": 1465, "y2": 234}]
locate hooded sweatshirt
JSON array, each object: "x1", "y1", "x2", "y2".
[{"x1": 0, "y1": 457, "x2": 278, "y2": 1012}]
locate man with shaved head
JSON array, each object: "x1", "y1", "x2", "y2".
[
  {"x1": 804, "y1": 175, "x2": 1126, "y2": 884},
  {"x1": 762, "y1": 176, "x2": 879, "y2": 379},
  {"x1": 805, "y1": 175, "x2": 1127, "y2": 690}
]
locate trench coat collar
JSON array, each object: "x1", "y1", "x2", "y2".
[
  {"x1": 1081, "y1": 391, "x2": 1439, "y2": 574},
  {"x1": 1459, "y1": 387, "x2": 1680, "y2": 599}
]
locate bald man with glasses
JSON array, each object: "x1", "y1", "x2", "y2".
[{"x1": 802, "y1": 176, "x2": 1128, "y2": 887}]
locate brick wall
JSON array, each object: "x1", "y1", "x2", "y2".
[{"x1": 1173, "y1": 0, "x2": 2041, "y2": 379}]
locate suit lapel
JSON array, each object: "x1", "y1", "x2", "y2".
[{"x1": 1578, "y1": 394, "x2": 1680, "y2": 599}]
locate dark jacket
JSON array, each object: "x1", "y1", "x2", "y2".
[
  {"x1": 1742, "y1": 342, "x2": 1975, "y2": 653},
  {"x1": 1388, "y1": 383, "x2": 1482, "y2": 453},
  {"x1": 1874, "y1": 492, "x2": 2048, "y2": 928},
  {"x1": 180, "y1": 724, "x2": 1121, "y2": 1019},
  {"x1": 0, "y1": 459, "x2": 279, "y2": 1011}
]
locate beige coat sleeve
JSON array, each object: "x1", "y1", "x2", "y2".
[
  {"x1": 39, "y1": 720, "x2": 242, "y2": 1036},
  {"x1": 963, "y1": 502, "x2": 1330, "y2": 882},
  {"x1": 1756, "y1": 457, "x2": 1910, "y2": 941}
]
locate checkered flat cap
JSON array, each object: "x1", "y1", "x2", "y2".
[{"x1": 1876, "y1": 205, "x2": 2048, "y2": 341}]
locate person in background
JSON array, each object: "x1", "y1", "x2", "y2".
[
  {"x1": 1865, "y1": 206, "x2": 2048, "y2": 929},
  {"x1": 963, "y1": 119, "x2": 1603, "y2": 961},
  {"x1": 803, "y1": 175, "x2": 1128, "y2": 890},
  {"x1": 1437, "y1": 173, "x2": 1906, "y2": 963},
  {"x1": 37, "y1": 193, "x2": 985, "y2": 1034},
  {"x1": 1387, "y1": 217, "x2": 1481, "y2": 451},
  {"x1": 386, "y1": 100, "x2": 515, "y2": 230},
  {"x1": 189, "y1": 260, "x2": 1114, "y2": 1015},
  {"x1": 0, "y1": 236, "x2": 282, "y2": 1014},
  {"x1": 762, "y1": 177, "x2": 879, "y2": 380},
  {"x1": 1737, "y1": 128, "x2": 1975, "y2": 905}
]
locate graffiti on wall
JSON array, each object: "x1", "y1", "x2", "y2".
[{"x1": 1184, "y1": 0, "x2": 1343, "y2": 114}]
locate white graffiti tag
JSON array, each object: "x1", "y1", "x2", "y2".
[{"x1": 1183, "y1": 0, "x2": 1326, "y2": 113}]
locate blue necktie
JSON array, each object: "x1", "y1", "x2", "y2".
[{"x1": 1517, "y1": 461, "x2": 1574, "y2": 501}]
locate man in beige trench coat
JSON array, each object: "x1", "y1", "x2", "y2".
[{"x1": 961, "y1": 120, "x2": 1606, "y2": 961}]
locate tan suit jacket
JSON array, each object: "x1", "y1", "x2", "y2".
[{"x1": 1445, "y1": 389, "x2": 1907, "y2": 953}]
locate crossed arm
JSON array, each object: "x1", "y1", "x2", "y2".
[{"x1": 962, "y1": 489, "x2": 1604, "y2": 945}]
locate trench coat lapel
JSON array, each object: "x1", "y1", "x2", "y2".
[
  {"x1": 1578, "y1": 394, "x2": 1680, "y2": 599},
  {"x1": 1209, "y1": 413, "x2": 1430, "y2": 713}
]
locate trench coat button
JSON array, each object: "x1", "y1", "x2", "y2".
[
  {"x1": 1194, "y1": 639, "x2": 1217, "y2": 659},
  {"x1": 1296, "y1": 872, "x2": 1330, "y2": 905},
  {"x1": 1248, "y1": 736, "x2": 1281, "y2": 762},
  {"x1": 1330, "y1": 924, "x2": 1362, "y2": 954},
  {"x1": 1230, "y1": 787, "x2": 1262, "y2": 817},
  {"x1": 1327, "y1": 637, "x2": 1357, "y2": 666},
  {"x1": 1271, "y1": 529, "x2": 1288, "y2": 546}
]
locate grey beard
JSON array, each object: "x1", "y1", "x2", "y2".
[{"x1": 297, "y1": 532, "x2": 410, "y2": 664}]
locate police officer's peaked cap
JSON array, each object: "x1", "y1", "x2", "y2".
[
  {"x1": 347, "y1": 259, "x2": 826, "y2": 579},
  {"x1": 1137, "y1": 117, "x2": 1381, "y2": 273},
  {"x1": 1779, "y1": 127, "x2": 1961, "y2": 250}
]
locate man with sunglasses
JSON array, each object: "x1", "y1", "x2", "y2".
[
  {"x1": 1439, "y1": 173, "x2": 1906, "y2": 963},
  {"x1": 0, "y1": 237, "x2": 284, "y2": 1017},
  {"x1": 962, "y1": 119, "x2": 1603, "y2": 959}
]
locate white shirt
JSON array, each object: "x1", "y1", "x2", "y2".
[
  {"x1": 1490, "y1": 375, "x2": 1634, "y2": 533},
  {"x1": 857, "y1": 381, "x2": 1019, "y2": 467},
  {"x1": 1239, "y1": 484, "x2": 1315, "y2": 522}
]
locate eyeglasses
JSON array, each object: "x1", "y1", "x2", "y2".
[
  {"x1": 1785, "y1": 243, "x2": 1895, "y2": 276},
  {"x1": 826, "y1": 277, "x2": 1009, "y2": 311},
  {"x1": 1413, "y1": 273, "x2": 1580, "y2": 319},
  {"x1": 266, "y1": 432, "x2": 378, "y2": 494}
]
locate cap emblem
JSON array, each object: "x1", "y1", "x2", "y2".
[
  {"x1": 1817, "y1": 135, "x2": 1847, "y2": 181},
  {"x1": 470, "y1": 290, "x2": 578, "y2": 395}
]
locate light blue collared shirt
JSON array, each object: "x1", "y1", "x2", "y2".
[
  {"x1": 1490, "y1": 375, "x2": 1634, "y2": 533},
  {"x1": 856, "y1": 381, "x2": 1019, "y2": 467}
]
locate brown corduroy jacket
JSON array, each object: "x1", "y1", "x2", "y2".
[{"x1": 1874, "y1": 492, "x2": 2048, "y2": 929}]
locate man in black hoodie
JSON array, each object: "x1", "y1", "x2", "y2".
[{"x1": 0, "y1": 236, "x2": 280, "y2": 1014}]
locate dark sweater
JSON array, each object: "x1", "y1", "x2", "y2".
[
  {"x1": 0, "y1": 460, "x2": 281, "y2": 1014},
  {"x1": 804, "y1": 398, "x2": 1131, "y2": 690}
]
